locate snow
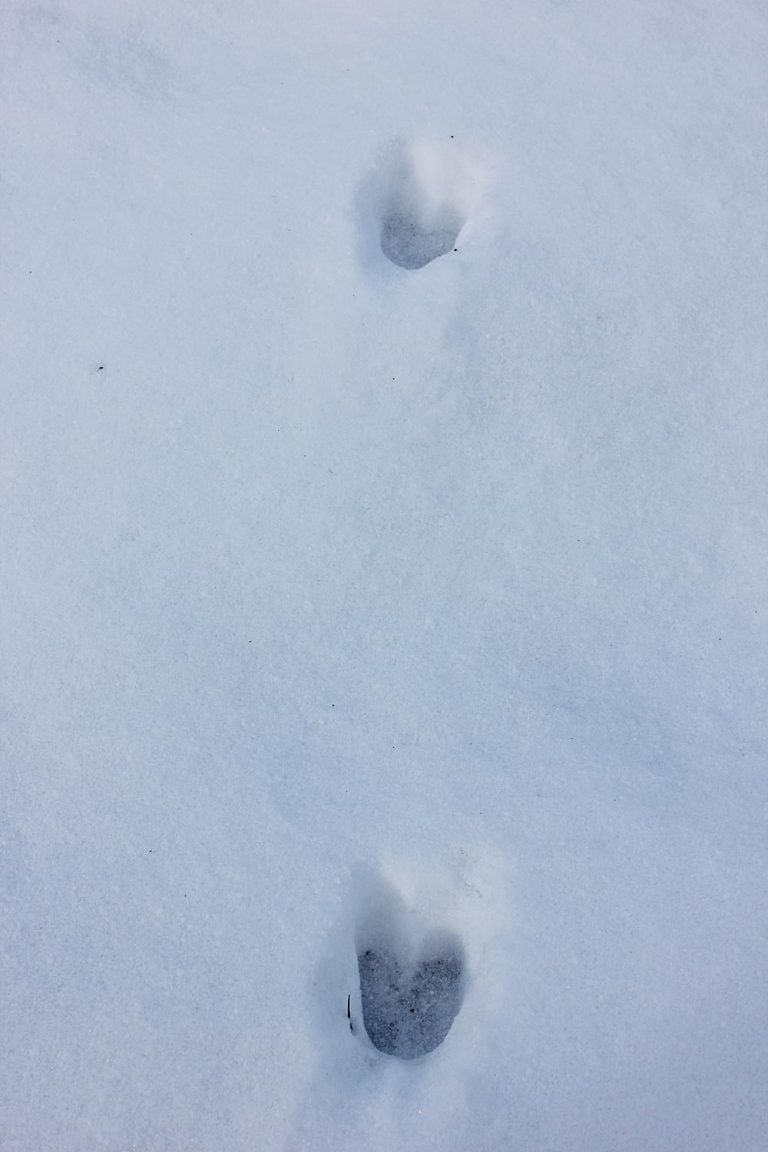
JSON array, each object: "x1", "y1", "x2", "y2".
[{"x1": 2, "y1": 0, "x2": 767, "y2": 1148}]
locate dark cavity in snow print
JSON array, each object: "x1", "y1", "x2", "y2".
[
  {"x1": 353, "y1": 871, "x2": 465, "y2": 1059},
  {"x1": 378, "y1": 146, "x2": 468, "y2": 270},
  {"x1": 358, "y1": 935, "x2": 465, "y2": 1058},
  {"x1": 380, "y1": 204, "x2": 464, "y2": 270}
]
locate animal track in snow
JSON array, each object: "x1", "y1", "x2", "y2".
[
  {"x1": 380, "y1": 203, "x2": 464, "y2": 270},
  {"x1": 355, "y1": 875, "x2": 465, "y2": 1059},
  {"x1": 358, "y1": 937, "x2": 464, "y2": 1058},
  {"x1": 378, "y1": 141, "x2": 478, "y2": 270}
]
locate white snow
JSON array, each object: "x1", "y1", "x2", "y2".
[{"x1": 2, "y1": 0, "x2": 767, "y2": 1148}]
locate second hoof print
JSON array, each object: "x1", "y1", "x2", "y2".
[{"x1": 378, "y1": 141, "x2": 476, "y2": 270}]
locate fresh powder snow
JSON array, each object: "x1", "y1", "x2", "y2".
[{"x1": 2, "y1": 1, "x2": 767, "y2": 1149}]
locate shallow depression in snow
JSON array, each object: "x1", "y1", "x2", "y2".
[
  {"x1": 354, "y1": 873, "x2": 466, "y2": 1059},
  {"x1": 380, "y1": 205, "x2": 464, "y2": 270},
  {"x1": 358, "y1": 934, "x2": 465, "y2": 1058},
  {"x1": 378, "y1": 141, "x2": 476, "y2": 269}
]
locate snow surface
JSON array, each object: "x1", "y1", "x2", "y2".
[{"x1": 2, "y1": 0, "x2": 767, "y2": 1148}]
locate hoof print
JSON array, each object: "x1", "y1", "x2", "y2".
[
  {"x1": 357, "y1": 926, "x2": 465, "y2": 1059},
  {"x1": 380, "y1": 206, "x2": 464, "y2": 271},
  {"x1": 378, "y1": 143, "x2": 472, "y2": 270}
]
